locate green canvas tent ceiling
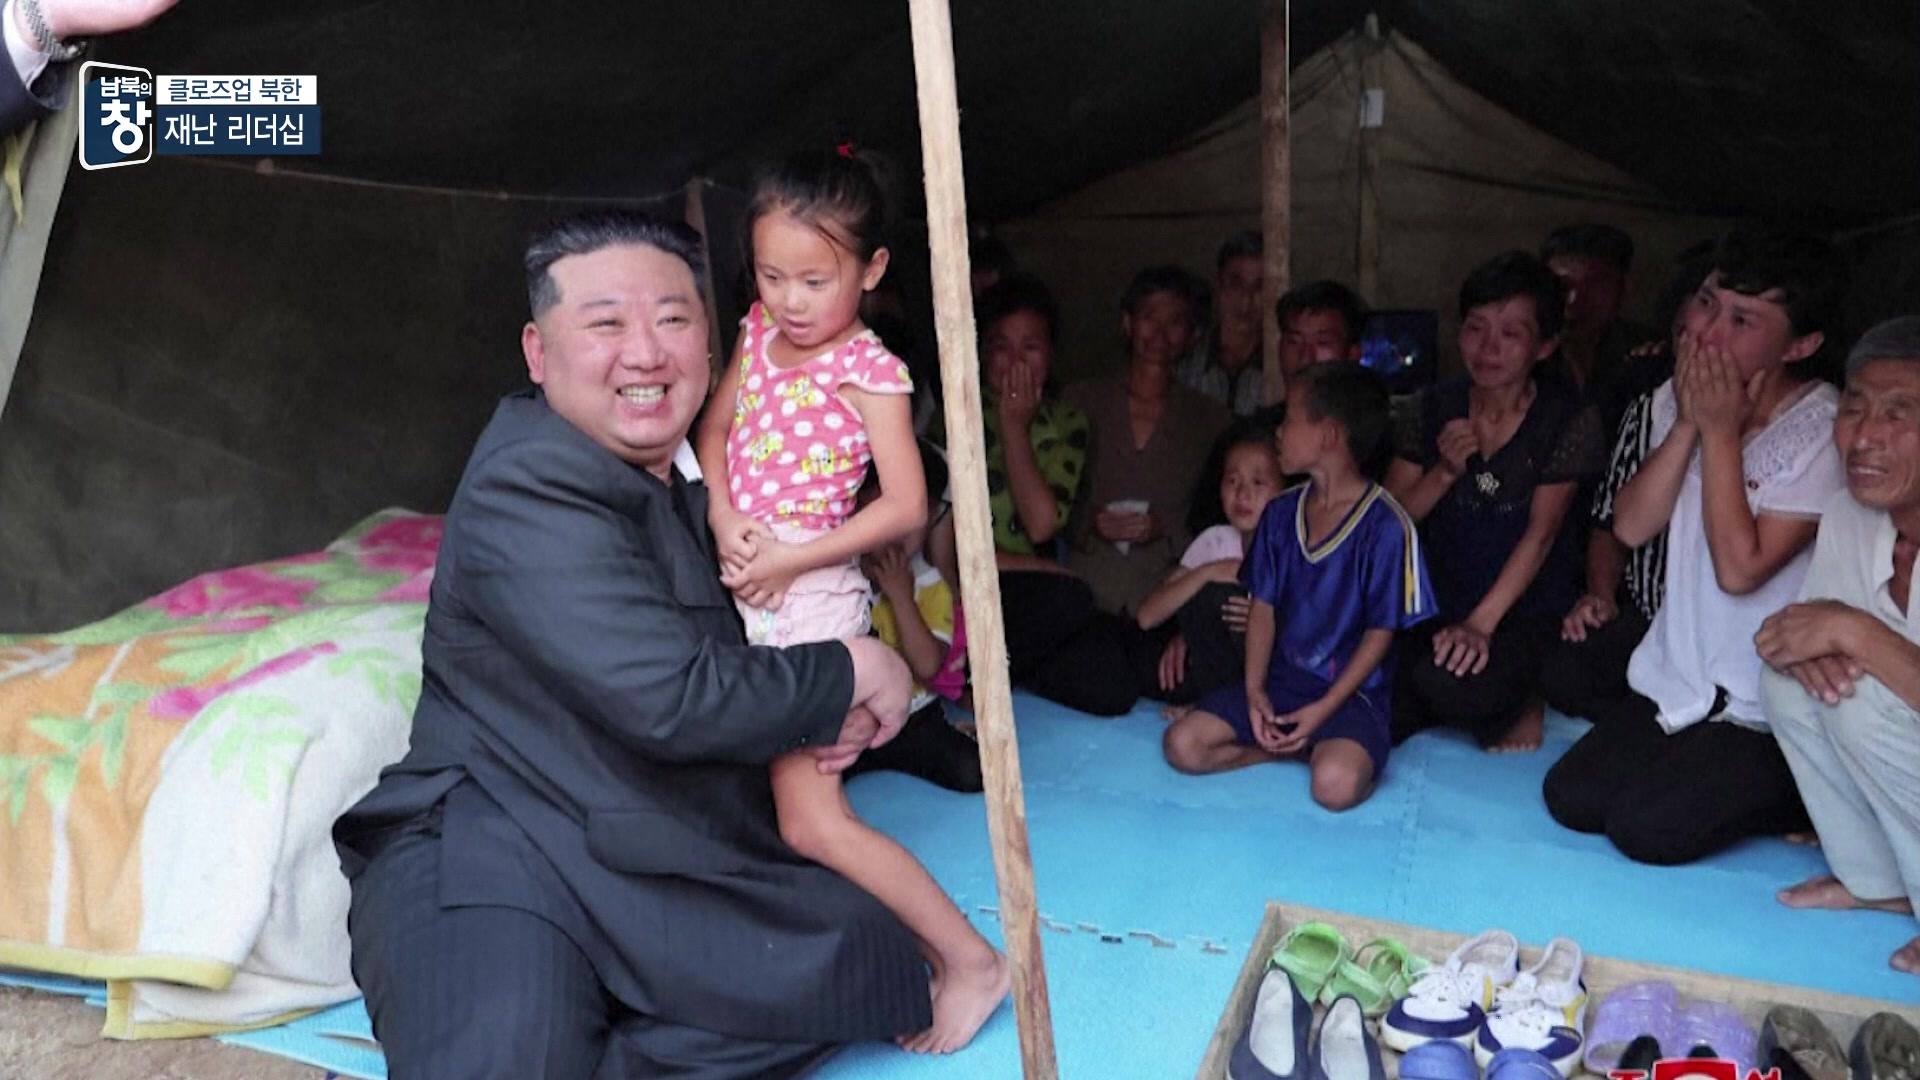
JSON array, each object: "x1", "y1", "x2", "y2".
[{"x1": 110, "y1": 0, "x2": 1920, "y2": 228}]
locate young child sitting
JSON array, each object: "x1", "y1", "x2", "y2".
[
  {"x1": 853, "y1": 448, "x2": 985, "y2": 794},
  {"x1": 1162, "y1": 363, "x2": 1436, "y2": 810},
  {"x1": 1138, "y1": 418, "x2": 1286, "y2": 711}
]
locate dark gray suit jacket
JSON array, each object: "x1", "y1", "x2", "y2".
[
  {"x1": 335, "y1": 390, "x2": 929, "y2": 1042},
  {"x1": 1, "y1": 53, "x2": 67, "y2": 139}
]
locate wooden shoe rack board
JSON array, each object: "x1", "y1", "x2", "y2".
[{"x1": 1199, "y1": 901, "x2": 1920, "y2": 1080}]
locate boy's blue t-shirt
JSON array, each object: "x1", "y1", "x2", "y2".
[{"x1": 1242, "y1": 482, "x2": 1437, "y2": 697}]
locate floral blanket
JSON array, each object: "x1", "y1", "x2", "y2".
[{"x1": 0, "y1": 510, "x2": 438, "y2": 1037}]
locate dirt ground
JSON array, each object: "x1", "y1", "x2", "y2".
[{"x1": 0, "y1": 986, "x2": 329, "y2": 1080}]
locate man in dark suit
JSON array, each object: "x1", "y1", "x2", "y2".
[
  {"x1": 333, "y1": 210, "x2": 931, "y2": 1078},
  {"x1": 2, "y1": 0, "x2": 178, "y2": 137}
]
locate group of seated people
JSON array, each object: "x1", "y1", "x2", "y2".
[
  {"x1": 899, "y1": 221, "x2": 1920, "y2": 976},
  {"x1": 332, "y1": 172, "x2": 1917, "y2": 1074}
]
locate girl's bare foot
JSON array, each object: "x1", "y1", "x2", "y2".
[
  {"x1": 1161, "y1": 703, "x2": 1194, "y2": 722},
  {"x1": 901, "y1": 947, "x2": 1010, "y2": 1054},
  {"x1": 896, "y1": 956, "x2": 947, "y2": 1049},
  {"x1": 1784, "y1": 831, "x2": 1820, "y2": 846},
  {"x1": 1490, "y1": 701, "x2": 1544, "y2": 753},
  {"x1": 1777, "y1": 874, "x2": 1913, "y2": 913}
]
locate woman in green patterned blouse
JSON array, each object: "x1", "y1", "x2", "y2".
[{"x1": 935, "y1": 275, "x2": 1145, "y2": 715}]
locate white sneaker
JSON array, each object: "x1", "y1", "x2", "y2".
[
  {"x1": 1474, "y1": 937, "x2": 1589, "y2": 1077},
  {"x1": 1381, "y1": 929, "x2": 1521, "y2": 1052}
]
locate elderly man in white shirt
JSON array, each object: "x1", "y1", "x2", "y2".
[{"x1": 1759, "y1": 316, "x2": 1920, "y2": 977}]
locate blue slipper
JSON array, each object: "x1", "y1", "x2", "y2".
[
  {"x1": 1231, "y1": 969, "x2": 1315, "y2": 1080},
  {"x1": 1401, "y1": 1040, "x2": 1478, "y2": 1080},
  {"x1": 1489, "y1": 1047, "x2": 1565, "y2": 1080}
]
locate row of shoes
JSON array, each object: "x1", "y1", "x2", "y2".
[
  {"x1": 1228, "y1": 964, "x2": 1570, "y2": 1080},
  {"x1": 1605, "y1": 999, "x2": 1920, "y2": 1080},
  {"x1": 1750, "y1": 1004, "x2": 1912, "y2": 1080},
  {"x1": 1237, "y1": 923, "x2": 1915, "y2": 1080},
  {"x1": 1586, "y1": 980, "x2": 1920, "y2": 1080},
  {"x1": 1379, "y1": 929, "x2": 1589, "y2": 1077}
]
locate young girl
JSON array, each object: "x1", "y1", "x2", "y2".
[
  {"x1": 1138, "y1": 419, "x2": 1285, "y2": 712},
  {"x1": 694, "y1": 149, "x2": 1008, "y2": 1055}
]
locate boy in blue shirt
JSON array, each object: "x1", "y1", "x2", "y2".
[{"x1": 1163, "y1": 363, "x2": 1436, "y2": 809}]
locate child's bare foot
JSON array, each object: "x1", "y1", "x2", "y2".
[
  {"x1": 1161, "y1": 703, "x2": 1194, "y2": 722},
  {"x1": 897, "y1": 956, "x2": 947, "y2": 1049},
  {"x1": 1489, "y1": 701, "x2": 1544, "y2": 753},
  {"x1": 1893, "y1": 935, "x2": 1920, "y2": 974},
  {"x1": 1777, "y1": 874, "x2": 1914, "y2": 912},
  {"x1": 1785, "y1": 830, "x2": 1821, "y2": 846},
  {"x1": 901, "y1": 947, "x2": 1009, "y2": 1054}
]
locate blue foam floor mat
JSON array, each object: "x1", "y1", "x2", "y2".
[{"x1": 6, "y1": 692, "x2": 1914, "y2": 1078}]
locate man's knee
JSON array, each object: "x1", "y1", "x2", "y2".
[
  {"x1": 363, "y1": 922, "x2": 607, "y2": 1079},
  {"x1": 600, "y1": 1013, "x2": 835, "y2": 1080}
]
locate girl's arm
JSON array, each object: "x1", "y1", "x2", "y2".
[
  {"x1": 695, "y1": 351, "x2": 767, "y2": 571},
  {"x1": 925, "y1": 509, "x2": 962, "y2": 598},
  {"x1": 695, "y1": 354, "x2": 742, "y2": 509},
  {"x1": 1136, "y1": 559, "x2": 1238, "y2": 630},
  {"x1": 1463, "y1": 481, "x2": 1577, "y2": 634}
]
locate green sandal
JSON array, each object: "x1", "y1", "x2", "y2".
[
  {"x1": 1267, "y1": 921, "x2": 1352, "y2": 1001},
  {"x1": 1321, "y1": 937, "x2": 1429, "y2": 1017}
]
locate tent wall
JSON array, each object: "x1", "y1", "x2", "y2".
[
  {"x1": 0, "y1": 161, "x2": 725, "y2": 632},
  {"x1": 1839, "y1": 220, "x2": 1920, "y2": 352},
  {"x1": 1002, "y1": 31, "x2": 1740, "y2": 385}
]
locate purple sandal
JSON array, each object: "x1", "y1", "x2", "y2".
[
  {"x1": 1672, "y1": 999, "x2": 1758, "y2": 1075},
  {"x1": 1585, "y1": 981, "x2": 1679, "y2": 1074},
  {"x1": 1583, "y1": 981, "x2": 1759, "y2": 1077}
]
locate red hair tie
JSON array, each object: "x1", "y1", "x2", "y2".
[{"x1": 836, "y1": 142, "x2": 857, "y2": 159}]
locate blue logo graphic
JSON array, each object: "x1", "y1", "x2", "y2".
[{"x1": 78, "y1": 62, "x2": 154, "y2": 171}]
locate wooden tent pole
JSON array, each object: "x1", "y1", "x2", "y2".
[
  {"x1": 1356, "y1": 14, "x2": 1383, "y2": 303},
  {"x1": 905, "y1": 1, "x2": 1058, "y2": 1077},
  {"x1": 1260, "y1": 0, "x2": 1293, "y2": 406},
  {"x1": 682, "y1": 177, "x2": 727, "y2": 376}
]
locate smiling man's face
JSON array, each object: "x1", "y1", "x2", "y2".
[{"x1": 522, "y1": 243, "x2": 710, "y2": 478}]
